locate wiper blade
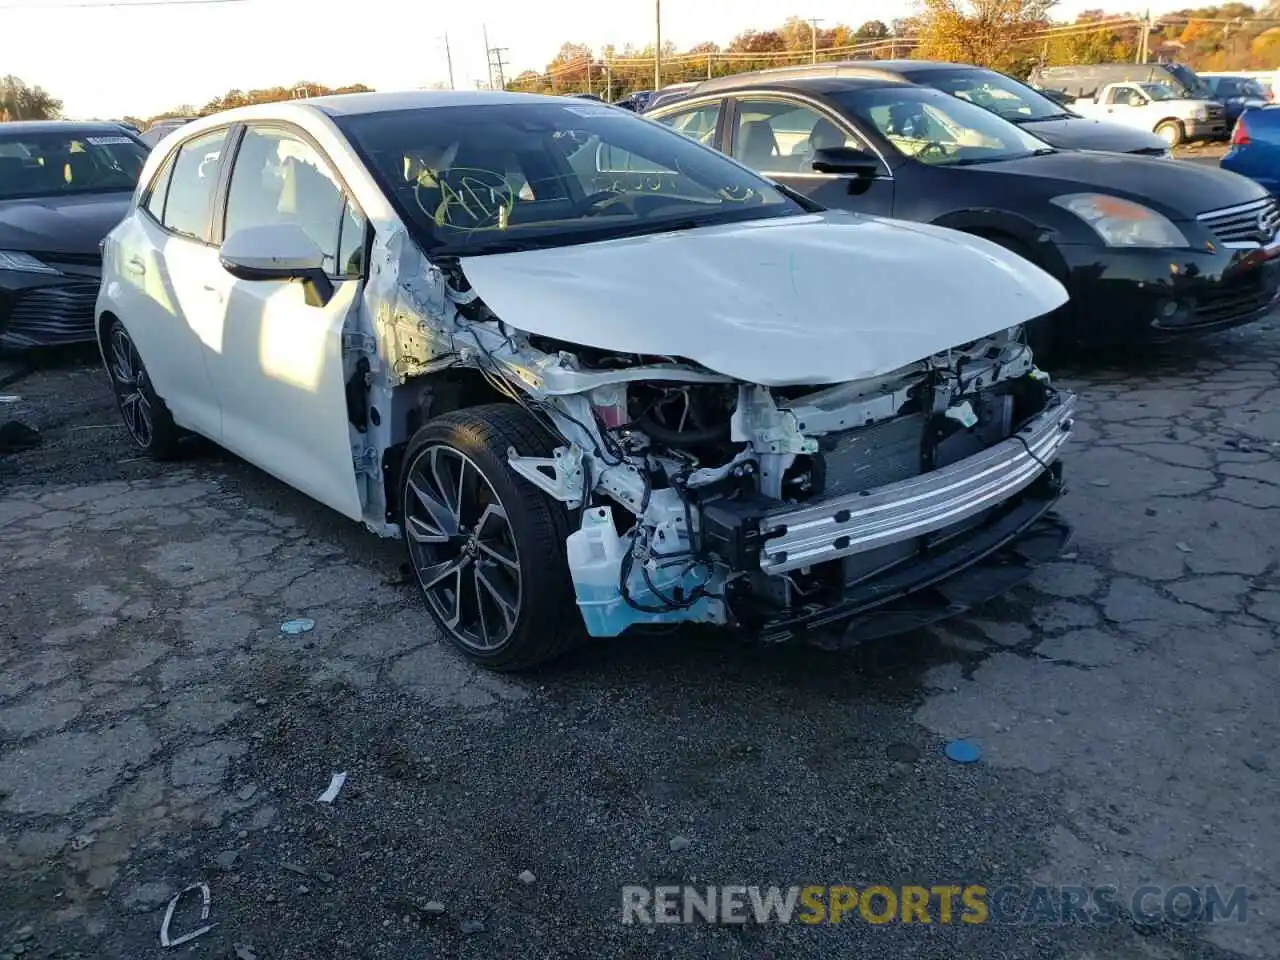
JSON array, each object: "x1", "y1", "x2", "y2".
[{"x1": 1018, "y1": 113, "x2": 1073, "y2": 122}]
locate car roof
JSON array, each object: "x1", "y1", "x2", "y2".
[
  {"x1": 656, "y1": 62, "x2": 964, "y2": 102},
  {"x1": 0, "y1": 120, "x2": 134, "y2": 135},
  {"x1": 306, "y1": 89, "x2": 565, "y2": 117}
]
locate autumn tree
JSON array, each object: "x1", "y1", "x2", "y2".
[
  {"x1": 915, "y1": 0, "x2": 1056, "y2": 71},
  {"x1": 0, "y1": 75, "x2": 62, "y2": 122},
  {"x1": 856, "y1": 20, "x2": 890, "y2": 40}
]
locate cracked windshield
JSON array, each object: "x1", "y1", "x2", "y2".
[{"x1": 336, "y1": 101, "x2": 799, "y2": 255}]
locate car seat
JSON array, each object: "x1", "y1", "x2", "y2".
[{"x1": 736, "y1": 119, "x2": 780, "y2": 169}]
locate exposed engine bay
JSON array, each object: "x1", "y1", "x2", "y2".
[{"x1": 360, "y1": 244, "x2": 1076, "y2": 643}]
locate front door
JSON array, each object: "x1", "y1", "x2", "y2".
[
  {"x1": 203, "y1": 124, "x2": 370, "y2": 521},
  {"x1": 725, "y1": 96, "x2": 895, "y2": 216}
]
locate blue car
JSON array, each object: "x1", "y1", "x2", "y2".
[
  {"x1": 1222, "y1": 107, "x2": 1280, "y2": 195},
  {"x1": 1200, "y1": 75, "x2": 1271, "y2": 127}
]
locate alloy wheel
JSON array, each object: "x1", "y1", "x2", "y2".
[
  {"x1": 108, "y1": 326, "x2": 154, "y2": 449},
  {"x1": 403, "y1": 444, "x2": 523, "y2": 651}
]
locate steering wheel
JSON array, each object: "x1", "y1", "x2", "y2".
[
  {"x1": 572, "y1": 189, "x2": 630, "y2": 217},
  {"x1": 917, "y1": 140, "x2": 951, "y2": 160}
]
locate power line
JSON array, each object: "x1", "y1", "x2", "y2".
[{"x1": 0, "y1": 0, "x2": 247, "y2": 8}]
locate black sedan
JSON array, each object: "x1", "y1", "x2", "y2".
[
  {"x1": 647, "y1": 75, "x2": 1280, "y2": 355},
  {"x1": 0, "y1": 121, "x2": 148, "y2": 350}
]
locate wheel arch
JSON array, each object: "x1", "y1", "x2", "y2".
[{"x1": 381, "y1": 367, "x2": 521, "y2": 524}]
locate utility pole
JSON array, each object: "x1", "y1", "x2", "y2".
[
  {"x1": 491, "y1": 48, "x2": 509, "y2": 89},
  {"x1": 1136, "y1": 10, "x2": 1152, "y2": 64},
  {"x1": 655, "y1": 0, "x2": 662, "y2": 90},
  {"x1": 807, "y1": 18, "x2": 823, "y2": 64},
  {"x1": 483, "y1": 24, "x2": 491, "y2": 87},
  {"x1": 605, "y1": 58, "x2": 612, "y2": 101},
  {"x1": 443, "y1": 33, "x2": 455, "y2": 90}
]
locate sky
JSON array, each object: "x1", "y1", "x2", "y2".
[{"x1": 1, "y1": 0, "x2": 1203, "y2": 119}]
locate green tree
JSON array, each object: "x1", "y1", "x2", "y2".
[{"x1": 0, "y1": 75, "x2": 63, "y2": 122}]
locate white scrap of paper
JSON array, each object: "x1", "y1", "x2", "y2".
[
  {"x1": 317, "y1": 772, "x2": 348, "y2": 803},
  {"x1": 945, "y1": 400, "x2": 979, "y2": 429}
]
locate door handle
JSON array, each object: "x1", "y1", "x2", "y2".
[{"x1": 126, "y1": 257, "x2": 146, "y2": 275}]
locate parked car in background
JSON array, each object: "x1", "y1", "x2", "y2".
[
  {"x1": 0, "y1": 121, "x2": 148, "y2": 350},
  {"x1": 139, "y1": 117, "x2": 197, "y2": 148},
  {"x1": 97, "y1": 90, "x2": 1076, "y2": 669},
  {"x1": 662, "y1": 61, "x2": 1170, "y2": 157},
  {"x1": 1222, "y1": 107, "x2": 1280, "y2": 194},
  {"x1": 1201, "y1": 70, "x2": 1276, "y2": 102},
  {"x1": 1029, "y1": 61, "x2": 1208, "y2": 100},
  {"x1": 1066, "y1": 81, "x2": 1225, "y2": 146},
  {"x1": 643, "y1": 82, "x2": 700, "y2": 112},
  {"x1": 612, "y1": 90, "x2": 652, "y2": 112},
  {"x1": 1198, "y1": 74, "x2": 1271, "y2": 125},
  {"x1": 646, "y1": 73, "x2": 1280, "y2": 356}
]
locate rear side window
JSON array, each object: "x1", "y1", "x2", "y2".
[
  {"x1": 163, "y1": 128, "x2": 228, "y2": 241},
  {"x1": 144, "y1": 152, "x2": 176, "y2": 221}
]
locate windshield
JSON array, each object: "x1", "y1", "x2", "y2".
[
  {"x1": 909, "y1": 67, "x2": 1069, "y2": 121},
  {"x1": 0, "y1": 130, "x2": 147, "y2": 200},
  {"x1": 335, "y1": 102, "x2": 800, "y2": 257},
  {"x1": 835, "y1": 87, "x2": 1051, "y2": 166},
  {"x1": 1139, "y1": 83, "x2": 1177, "y2": 101}
]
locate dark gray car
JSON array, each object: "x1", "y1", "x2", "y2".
[{"x1": 647, "y1": 60, "x2": 1172, "y2": 158}]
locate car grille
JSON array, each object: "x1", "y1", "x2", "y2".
[
  {"x1": 1, "y1": 282, "x2": 99, "y2": 348},
  {"x1": 1192, "y1": 268, "x2": 1278, "y2": 323},
  {"x1": 1206, "y1": 103, "x2": 1225, "y2": 121},
  {"x1": 1197, "y1": 196, "x2": 1280, "y2": 247}
]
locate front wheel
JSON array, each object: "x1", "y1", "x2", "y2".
[
  {"x1": 399, "y1": 404, "x2": 581, "y2": 671},
  {"x1": 1155, "y1": 119, "x2": 1184, "y2": 147}
]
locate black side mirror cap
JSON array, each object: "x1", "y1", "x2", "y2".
[{"x1": 812, "y1": 146, "x2": 880, "y2": 177}]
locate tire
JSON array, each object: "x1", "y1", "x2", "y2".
[
  {"x1": 1155, "y1": 119, "x2": 1184, "y2": 147},
  {"x1": 967, "y1": 232, "x2": 1061, "y2": 364},
  {"x1": 399, "y1": 403, "x2": 581, "y2": 671},
  {"x1": 103, "y1": 317, "x2": 185, "y2": 459}
]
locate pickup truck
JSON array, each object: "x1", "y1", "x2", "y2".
[{"x1": 1068, "y1": 82, "x2": 1225, "y2": 146}]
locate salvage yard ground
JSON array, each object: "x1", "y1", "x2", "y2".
[{"x1": 1, "y1": 321, "x2": 1279, "y2": 959}]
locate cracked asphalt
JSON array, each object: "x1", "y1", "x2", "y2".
[{"x1": 1, "y1": 320, "x2": 1278, "y2": 959}]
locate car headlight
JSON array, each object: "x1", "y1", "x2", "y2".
[
  {"x1": 1050, "y1": 193, "x2": 1188, "y2": 248},
  {"x1": 0, "y1": 250, "x2": 61, "y2": 275}
]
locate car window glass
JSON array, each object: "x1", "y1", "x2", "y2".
[
  {"x1": 336, "y1": 200, "x2": 367, "y2": 278},
  {"x1": 732, "y1": 99, "x2": 860, "y2": 173},
  {"x1": 843, "y1": 88, "x2": 1046, "y2": 167},
  {"x1": 923, "y1": 69, "x2": 1066, "y2": 121},
  {"x1": 0, "y1": 132, "x2": 147, "y2": 201},
  {"x1": 655, "y1": 103, "x2": 721, "y2": 146},
  {"x1": 144, "y1": 152, "x2": 177, "y2": 222},
  {"x1": 335, "y1": 102, "x2": 797, "y2": 258},
  {"x1": 163, "y1": 128, "x2": 228, "y2": 241},
  {"x1": 225, "y1": 127, "x2": 346, "y2": 274}
]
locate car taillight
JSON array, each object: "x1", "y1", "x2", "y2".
[{"x1": 1231, "y1": 117, "x2": 1250, "y2": 146}]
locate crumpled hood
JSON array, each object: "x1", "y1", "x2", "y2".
[{"x1": 458, "y1": 211, "x2": 1068, "y2": 386}]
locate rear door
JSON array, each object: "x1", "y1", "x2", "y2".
[
  {"x1": 204, "y1": 122, "x2": 369, "y2": 521},
  {"x1": 724, "y1": 94, "x2": 894, "y2": 216},
  {"x1": 108, "y1": 126, "x2": 230, "y2": 440}
]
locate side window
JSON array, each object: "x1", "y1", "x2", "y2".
[
  {"x1": 336, "y1": 201, "x2": 367, "y2": 279},
  {"x1": 732, "y1": 100, "x2": 861, "y2": 173},
  {"x1": 655, "y1": 103, "x2": 722, "y2": 146},
  {"x1": 163, "y1": 129, "x2": 228, "y2": 241},
  {"x1": 143, "y1": 151, "x2": 176, "y2": 222},
  {"x1": 224, "y1": 126, "x2": 346, "y2": 275}
]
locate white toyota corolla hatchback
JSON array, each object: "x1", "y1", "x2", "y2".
[{"x1": 96, "y1": 90, "x2": 1076, "y2": 670}]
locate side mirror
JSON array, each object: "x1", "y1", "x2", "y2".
[
  {"x1": 812, "y1": 146, "x2": 880, "y2": 177},
  {"x1": 220, "y1": 223, "x2": 334, "y2": 307}
]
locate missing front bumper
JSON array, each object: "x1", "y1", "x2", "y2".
[
  {"x1": 757, "y1": 392, "x2": 1075, "y2": 575},
  {"x1": 754, "y1": 481, "x2": 1071, "y2": 645}
]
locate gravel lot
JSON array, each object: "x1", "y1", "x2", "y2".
[{"x1": 1, "y1": 317, "x2": 1278, "y2": 959}]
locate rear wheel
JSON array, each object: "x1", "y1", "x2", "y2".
[
  {"x1": 1155, "y1": 119, "x2": 1184, "y2": 147},
  {"x1": 399, "y1": 404, "x2": 581, "y2": 671},
  {"x1": 104, "y1": 318, "x2": 185, "y2": 459}
]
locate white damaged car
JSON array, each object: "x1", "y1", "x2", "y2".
[{"x1": 96, "y1": 91, "x2": 1076, "y2": 669}]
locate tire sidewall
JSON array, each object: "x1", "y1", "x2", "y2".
[{"x1": 399, "y1": 413, "x2": 573, "y2": 668}]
